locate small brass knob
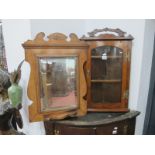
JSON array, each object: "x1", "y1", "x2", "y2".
[
  {"x1": 112, "y1": 127, "x2": 118, "y2": 135},
  {"x1": 54, "y1": 129, "x2": 60, "y2": 135}
]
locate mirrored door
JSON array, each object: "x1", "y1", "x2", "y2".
[{"x1": 38, "y1": 57, "x2": 78, "y2": 112}]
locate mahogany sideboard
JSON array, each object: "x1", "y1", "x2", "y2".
[{"x1": 44, "y1": 111, "x2": 140, "y2": 135}]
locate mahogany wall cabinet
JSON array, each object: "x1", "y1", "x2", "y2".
[{"x1": 81, "y1": 28, "x2": 134, "y2": 112}]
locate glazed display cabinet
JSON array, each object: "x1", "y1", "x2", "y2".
[{"x1": 81, "y1": 28, "x2": 134, "y2": 112}]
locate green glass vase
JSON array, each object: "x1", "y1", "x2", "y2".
[{"x1": 8, "y1": 83, "x2": 22, "y2": 108}]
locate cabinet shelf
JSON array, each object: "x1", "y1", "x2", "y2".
[
  {"x1": 91, "y1": 79, "x2": 122, "y2": 83},
  {"x1": 91, "y1": 56, "x2": 122, "y2": 59}
]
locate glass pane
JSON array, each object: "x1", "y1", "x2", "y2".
[
  {"x1": 91, "y1": 46, "x2": 123, "y2": 104},
  {"x1": 91, "y1": 83, "x2": 122, "y2": 103},
  {"x1": 91, "y1": 46, "x2": 123, "y2": 80},
  {"x1": 39, "y1": 57, "x2": 78, "y2": 112}
]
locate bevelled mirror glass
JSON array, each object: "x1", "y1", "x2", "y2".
[{"x1": 38, "y1": 57, "x2": 78, "y2": 112}]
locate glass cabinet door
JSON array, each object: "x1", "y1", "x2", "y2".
[{"x1": 91, "y1": 46, "x2": 123, "y2": 104}]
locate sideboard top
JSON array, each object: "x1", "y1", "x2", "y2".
[{"x1": 53, "y1": 111, "x2": 140, "y2": 126}]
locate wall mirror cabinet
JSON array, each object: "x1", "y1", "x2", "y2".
[
  {"x1": 23, "y1": 32, "x2": 88, "y2": 122},
  {"x1": 81, "y1": 28, "x2": 134, "y2": 112}
]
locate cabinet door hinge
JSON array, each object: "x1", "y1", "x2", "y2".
[
  {"x1": 123, "y1": 90, "x2": 129, "y2": 100},
  {"x1": 124, "y1": 52, "x2": 130, "y2": 62}
]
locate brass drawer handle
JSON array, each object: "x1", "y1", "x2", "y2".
[
  {"x1": 54, "y1": 129, "x2": 60, "y2": 135},
  {"x1": 112, "y1": 127, "x2": 118, "y2": 135}
]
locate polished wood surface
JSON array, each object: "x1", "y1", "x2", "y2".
[{"x1": 23, "y1": 32, "x2": 89, "y2": 122}]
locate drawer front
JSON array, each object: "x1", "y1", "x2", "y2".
[
  {"x1": 44, "y1": 118, "x2": 136, "y2": 135},
  {"x1": 96, "y1": 121, "x2": 128, "y2": 135},
  {"x1": 44, "y1": 121, "x2": 55, "y2": 135},
  {"x1": 54, "y1": 124, "x2": 95, "y2": 135}
]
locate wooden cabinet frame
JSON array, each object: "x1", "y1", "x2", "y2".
[
  {"x1": 81, "y1": 28, "x2": 134, "y2": 112},
  {"x1": 23, "y1": 32, "x2": 88, "y2": 122}
]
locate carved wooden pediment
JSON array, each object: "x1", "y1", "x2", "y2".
[
  {"x1": 23, "y1": 32, "x2": 85, "y2": 47},
  {"x1": 48, "y1": 33, "x2": 67, "y2": 41},
  {"x1": 81, "y1": 28, "x2": 134, "y2": 40}
]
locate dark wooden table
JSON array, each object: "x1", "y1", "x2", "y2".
[{"x1": 44, "y1": 110, "x2": 140, "y2": 135}]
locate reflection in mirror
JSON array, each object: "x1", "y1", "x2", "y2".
[{"x1": 38, "y1": 57, "x2": 78, "y2": 112}]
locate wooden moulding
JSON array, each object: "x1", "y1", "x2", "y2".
[
  {"x1": 81, "y1": 27, "x2": 134, "y2": 41},
  {"x1": 23, "y1": 32, "x2": 88, "y2": 48},
  {"x1": 22, "y1": 32, "x2": 89, "y2": 122}
]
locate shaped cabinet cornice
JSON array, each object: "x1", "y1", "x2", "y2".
[
  {"x1": 81, "y1": 28, "x2": 134, "y2": 112},
  {"x1": 23, "y1": 32, "x2": 89, "y2": 122}
]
